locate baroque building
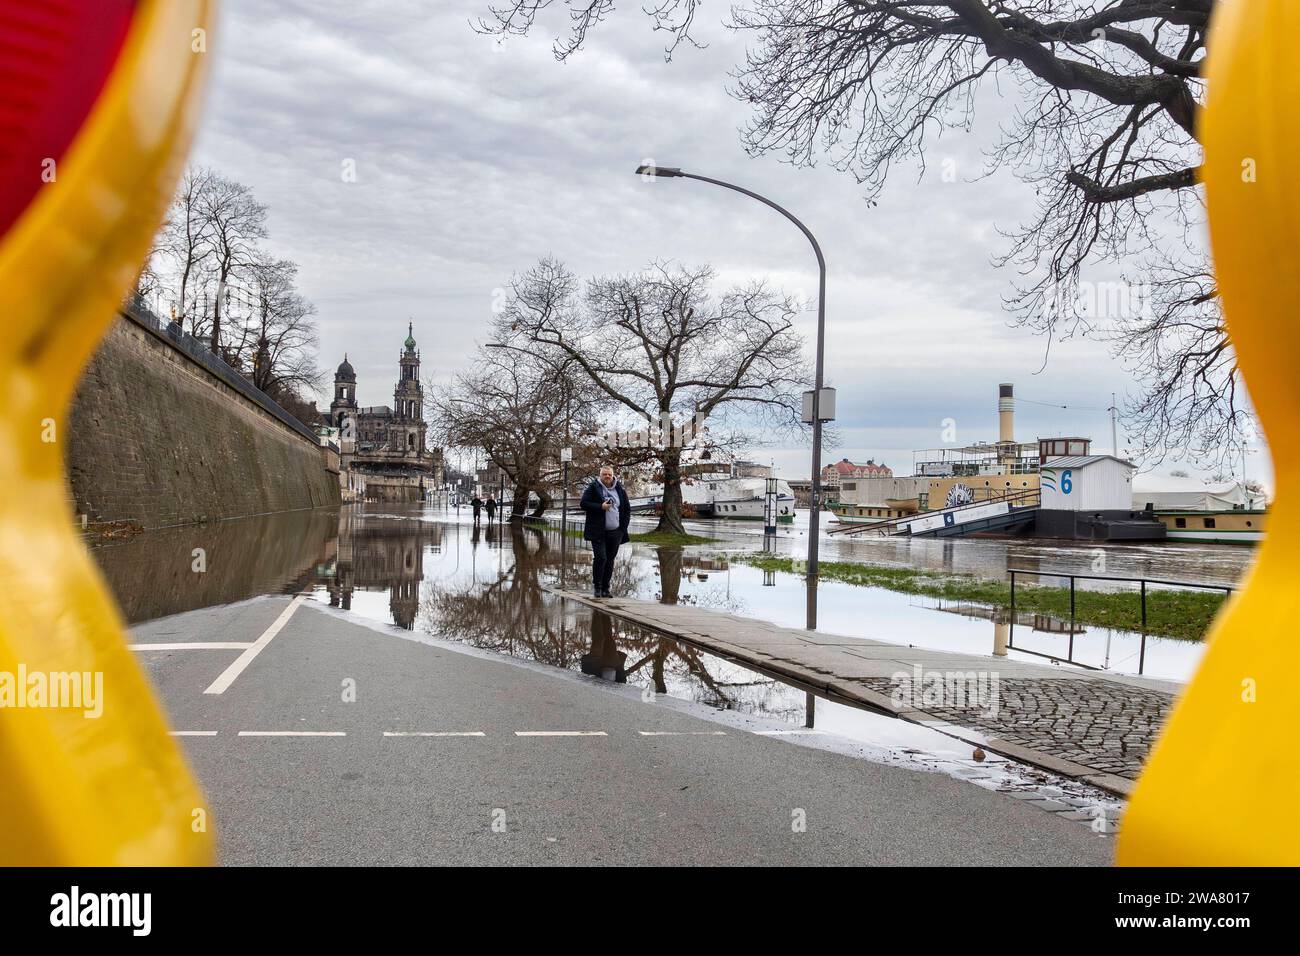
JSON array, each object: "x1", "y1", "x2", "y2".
[{"x1": 330, "y1": 323, "x2": 442, "y2": 501}]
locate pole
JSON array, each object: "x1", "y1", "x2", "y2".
[
  {"x1": 561, "y1": 458, "x2": 569, "y2": 589},
  {"x1": 1110, "y1": 393, "x2": 1118, "y2": 456},
  {"x1": 670, "y1": 171, "x2": 827, "y2": 630}
]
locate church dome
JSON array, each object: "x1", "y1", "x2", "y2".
[
  {"x1": 404, "y1": 322, "x2": 417, "y2": 351},
  {"x1": 336, "y1": 354, "x2": 356, "y2": 381}
]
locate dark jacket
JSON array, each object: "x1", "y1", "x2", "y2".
[{"x1": 580, "y1": 477, "x2": 631, "y2": 543}]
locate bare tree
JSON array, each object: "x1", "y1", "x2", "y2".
[
  {"x1": 143, "y1": 166, "x2": 324, "y2": 423},
  {"x1": 200, "y1": 173, "x2": 268, "y2": 360},
  {"x1": 477, "y1": 2, "x2": 1243, "y2": 465},
  {"x1": 431, "y1": 343, "x2": 602, "y2": 519},
  {"x1": 158, "y1": 165, "x2": 216, "y2": 331},
  {"x1": 475, "y1": 0, "x2": 705, "y2": 60},
  {"x1": 237, "y1": 255, "x2": 321, "y2": 401},
  {"x1": 502, "y1": 258, "x2": 807, "y2": 534}
]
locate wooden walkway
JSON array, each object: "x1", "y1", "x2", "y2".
[{"x1": 547, "y1": 587, "x2": 1182, "y2": 797}]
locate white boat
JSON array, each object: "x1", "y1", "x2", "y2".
[{"x1": 681, "y1": 471, "x2": 795, "y2": 522}]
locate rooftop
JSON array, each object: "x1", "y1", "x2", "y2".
[{"x1": 1042, "y1": 454, "x2": 1134, "y2": 469}]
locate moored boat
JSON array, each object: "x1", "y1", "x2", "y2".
[{"x1": 1153, "y1": 509, "x2": 1266, "y2": 544}]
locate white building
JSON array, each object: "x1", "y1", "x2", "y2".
[
  {"x1": 1035, "y1": 448, "x2": 1164, "y2": 540},
  {"x1": 1040, "y1": 455, "x2": 1136, "y2": 511}
]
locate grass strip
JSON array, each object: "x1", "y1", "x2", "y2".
[{"x1": 732, "y1": 554, "x2": 1226, "y2": 641}]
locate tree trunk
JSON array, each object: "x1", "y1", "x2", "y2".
[
  {"x1": 655, "y1": 447, "x2": 685, "y2": 535},
  {"x1": 530, "y1": 490, "x2": 551, "y2": 518},
  {"x1": 509, "y1": 485, "x2": 528, "y2": 521},
  {"x1": 656, "y1": 547, "x2": 682, "y2": 604},
  {"x1": 212, "y1": 264, "x2": 229, "y2": 359}
]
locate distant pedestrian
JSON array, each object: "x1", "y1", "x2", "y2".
[
  {"x1": 471, "y1": 495, "x2": 483, "y2": 523},
  {"x1": 581, "y1": 465, "x2": 630, "y2": 598},
  {"x1": 485, "y1": 496, "x2": 497, "y2": 522}
]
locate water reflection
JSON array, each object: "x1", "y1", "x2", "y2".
[
  {"x1": 583, "y1": 612, "x2": 627, "y2": 683},
  {"x1": 687, "y1": 510, "x2": 1255, "y2": 588},
  {"x1": 85, "y1": 503, "x2": 1156, "y2": 806},
  {"x1": 395, "y1": 519, "x2": 800, "y2": 719},
  {"x1": 89, "y1": 502, "x2": 1212, "y2": 685},
  {"x1": 88, "y1": 507, "x2": 338, "y2": 623}
]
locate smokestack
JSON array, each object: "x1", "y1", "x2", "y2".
[{"x1": 998, "y1": 383, "x2": 1015, "y2": 444}]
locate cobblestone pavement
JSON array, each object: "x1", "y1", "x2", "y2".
[{"x1": 857, "y1": 676, "x2": 1173, "y2": 779}]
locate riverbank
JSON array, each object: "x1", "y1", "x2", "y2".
[{"x1": 732, "y1": 555, "x2": 1227, "y2": 641}]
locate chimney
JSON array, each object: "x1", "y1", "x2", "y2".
[{"x1": 998, "y1": 383, "x2": 1015, "y2": 444}]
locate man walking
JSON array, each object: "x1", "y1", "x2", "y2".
[
  {"x1": 485, "y1": 495, "x2": 498, "y2": 523},
  {"x1": 581, "y1": 465, "x2": 631, "y2": 598},
  {"x1": 471, "y1": 494, "x2": 482, "y2": 524}
]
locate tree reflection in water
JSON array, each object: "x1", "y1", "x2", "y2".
[
  {"x1": 412, "y1": 521, "x2": 804, "y2": 722},
  {"x1": 94, "y1": 501, "x2": 806, "y2": 723}
]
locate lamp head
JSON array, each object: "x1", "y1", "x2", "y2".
[{"x1": 635, "y1": 165, "x2": 683, "y2": 178}]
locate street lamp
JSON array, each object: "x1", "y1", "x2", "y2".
[{"x1": 635, "y1": 164, "x2": 833, "y2": 629}]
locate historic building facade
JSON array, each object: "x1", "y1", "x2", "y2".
[{"x1": 330, "y1": 323, "x2": 442, "y2": 501}]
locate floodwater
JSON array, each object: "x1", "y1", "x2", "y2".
[
  {"x1": 90, "y1": 502, "x2": 1253, "y2": 688},
  {"x1": 692, "y1": 507, "x2": 1256, "y2": 587},
  {"x1": 93, "y1": 499, "x2": 1251, "y2": 816}
]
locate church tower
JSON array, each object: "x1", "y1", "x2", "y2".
[
  {"x1": 330, "y1": 354, "x2": 357, "y2": 432},
  {"x1": 393, "y1": 322, "x2": 427, "y2": 455}
]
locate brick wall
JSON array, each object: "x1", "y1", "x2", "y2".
[{"x1": 66, "y1": 314, "x2": 341, "y2": 530}]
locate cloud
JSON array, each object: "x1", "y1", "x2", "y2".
[{"x1": 188, "y1": 0, "x2": 1247, "y2": 482}]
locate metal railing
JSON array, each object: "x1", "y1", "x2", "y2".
[
  {"x1": 1007, "y1": 567, "x2": 1236, "y2": 675},
  {"x1": 121, "y1": 296, "x2": 322, "y2": 446}
]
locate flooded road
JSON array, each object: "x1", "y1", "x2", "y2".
[
  {"x1": 90, "y1": 502, "x2": 1255, "y2": 691},
  {"x1": 94, "y1": 500, "x2": 1249, "y2": 820}
]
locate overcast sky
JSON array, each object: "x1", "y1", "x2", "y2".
[{"x1": 188, "y1": 0, "x2": 1266, "y2": 487}]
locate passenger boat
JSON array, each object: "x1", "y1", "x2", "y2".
[
  {"x1": 684, "y1": 473, "x2": 796, "y2": 522},
  {"x1": 1152, "y1": 509, "x2": 1266, "y2": 544},
  {"x1": 828, "y1": 503, "x2": 917, "y2": 526}
]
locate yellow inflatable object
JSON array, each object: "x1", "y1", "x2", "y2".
[
  {"x1": 1118, "y1": 0, "x2": 1296, "y2": 865},
  {"x1": 0, "y1": 1, "x2": 215, "y2": 864}
]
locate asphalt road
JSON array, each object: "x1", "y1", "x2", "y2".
[{"x1": 132, "y1": 595, "x2": 1113, "y2": 866}]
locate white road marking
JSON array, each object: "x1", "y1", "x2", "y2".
[
  {"x1": 238, "y1": 731, "x2": 346, "y2": 737},
  {"x1": 204, "y1": 595, "x2": 307, "y2": 695},
  {"x1": 638, "y1": 731, "x2": 728, "y2": 736},
  {"x1": 170, "y1": 731, "x2": 218, "y2": 737},
  {"x1": 755, "y1": 729, "x2": 825, "y2": 736},
  {"x1": 514, "y1": 731, "x2": 608, "y2": 737},
  {"x1": 383, "y1": 731, "x2": 486, "y2": 737}
]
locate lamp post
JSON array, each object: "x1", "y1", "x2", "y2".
[
  {"x1": 560, "y1": 445, "x2": 572, "y2": 587},
  {"x1": 635, "y1": 164, "x2": 832, "y2": 629}
]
